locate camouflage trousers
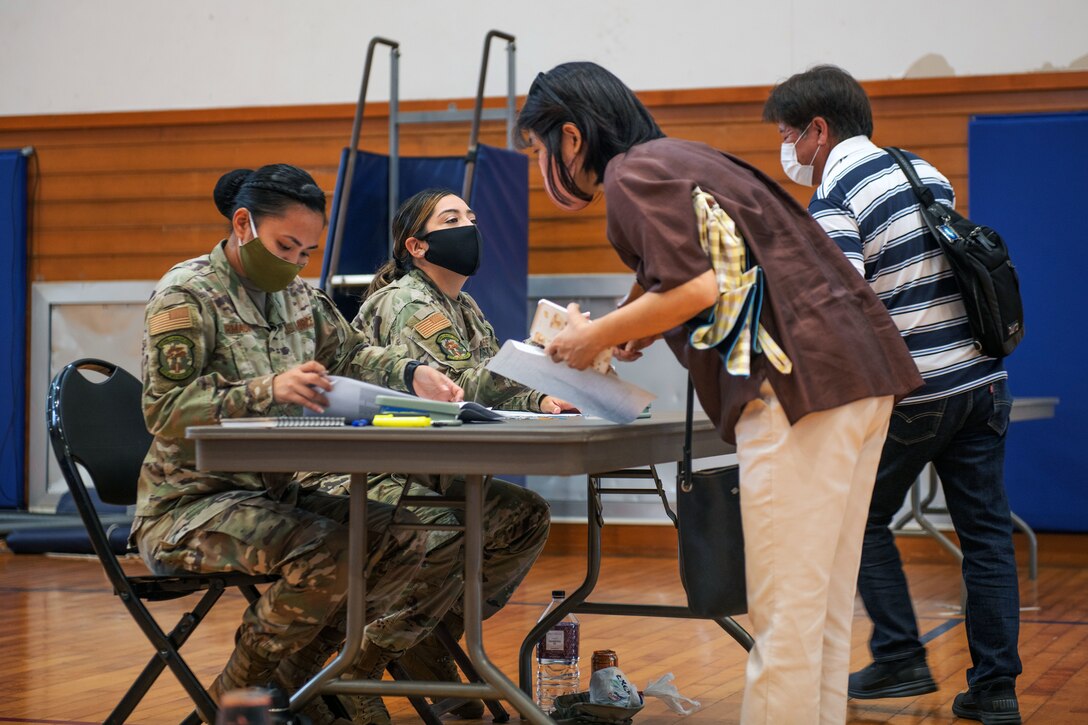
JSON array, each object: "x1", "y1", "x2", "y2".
[
  {"x1": 134, "y1": 487, "x2": 461, "y2": 659},
  {"x1": 316, "y1": 472, "x2": 551, "y2": 635}
]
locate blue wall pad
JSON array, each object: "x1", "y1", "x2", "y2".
[
  {"x1": 321, "y1": 145, "x2": 529, "y2": 345},
  {"x1": 461, "y1": 145, "x2": 530, "y2": 350},
  {"x1": 323, "y1": 150, "x2": 392, "y2": 290},
  {"x1": 0, "y1": 150, "x2": 28, "y2": 509},
  {"x1": 5, "y1": 525, "x2": 130, "y2": 555},
  {"x1": 969, "y1": 111, "x2": 1088, "y2": 532}
]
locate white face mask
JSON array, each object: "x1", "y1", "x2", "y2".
[{"x1": 780, "y1": 122, "x2": 820, "y2": 187}]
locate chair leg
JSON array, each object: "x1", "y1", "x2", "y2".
[
  {"x1": 385, "y1": 624, "x2": 510, "y2": 724},
  {"x1": 386, "y1": 659, "x2": 445, "y2": 725},
  {"x1": 107, "y1": 649, "x2": 175, "y2": 724},
  {"x1": 239, "y1": 583, "x2": 264, "y2": 605},
  {"x1": 119, "y1": 588, "x2": 224, "y2": 724},
  {"x1": 434, "y1": 625, "x2": 509, "y2": 723}
]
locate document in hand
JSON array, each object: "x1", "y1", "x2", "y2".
[
  {"x1": 313, "y1": 376, "x2": 503, "y2": 423},
  {"x1": 485, "y1": 340, "x2": 655, "y2": 424},
  {"x1": 311, "y1": 376, "x2": 414, "y2": 421}
]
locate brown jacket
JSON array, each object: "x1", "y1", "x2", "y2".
[{"x1": 604, "y1": 138, "x2": 922, "y2": 443}]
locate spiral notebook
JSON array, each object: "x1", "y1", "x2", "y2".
[{"x1": 220, "y1": 416, "x2": 346, "y2": 428}]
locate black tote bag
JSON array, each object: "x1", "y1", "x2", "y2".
[{"x1": 677, "y1": 377, "x2": 748, "y2": 617}]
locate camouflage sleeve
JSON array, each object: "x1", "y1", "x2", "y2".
[
  {"x1": 496, "y1": 388, "x2": 548, "y2": 413},
  {"x1": 311, "y1": 289, "x2": 410, "y2": 391},
  {"x1": 382, "y1": 299, "x2": 542, "y2": 408},
  {"x1": 142, "y1": 287, "x2": 275, "y2": 438}
]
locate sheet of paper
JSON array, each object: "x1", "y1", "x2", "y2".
[
  {"x1": 313, "y1": 376, "x2": 415, "y2": 420},
  {"x1": 316, "y1": 377, "x2": 504, "y2": 423},
  {"x1": 486, "y1": 340, "x2": 655, "y2": 424},
  {"x1": 490, "y1": 409, "x2": 582, "y2": 420}
]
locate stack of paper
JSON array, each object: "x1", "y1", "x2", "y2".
[{"x1": 486, "y1": 340, "x2": 655, "y2": 424}]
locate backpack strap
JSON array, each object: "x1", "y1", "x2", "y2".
[{"x1": 884, "y1": 146, "x2": 956, "y2": 244}]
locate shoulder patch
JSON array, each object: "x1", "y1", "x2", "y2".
[
  {"x1": 155, "y1": 334, "x2": 196, "y2": 381},
  {"x1": 149, "y1": 305, "x2": 198, "y2": 336},
  {"x1": 435, "y1": 331, "x2": 471, "y2": 361},
  {"x1": 414, "y1": 311, "x2": 452, "y2": 339}
]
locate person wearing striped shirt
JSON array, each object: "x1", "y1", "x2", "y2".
[{"x1": 765, "y1": 66, "x2": 1022, "y2": 725}]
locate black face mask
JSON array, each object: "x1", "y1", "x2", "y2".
[{"x1": 421, "y1": 224, "x2": 482, "y2": 277}]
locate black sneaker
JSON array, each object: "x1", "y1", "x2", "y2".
[
  {"x1": 951, "y1": 689, "x2": 1022, "y2": 724},
  {"x1": 848, "y1": 658, "x2": 938, "y2": 699}
]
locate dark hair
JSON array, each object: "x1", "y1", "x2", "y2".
[
  {"x1": 365, "y1": 188, "x2": 457, "y2": 299},
  {"x1": 762, "y1": 65, "x2": 873, "y2": 140},
  {"x1": 212, "y1": 163, "x2": 327, "y2": 225},
  {"x1": 515, "y1": 62, "x2": 664, "y2": 206}
]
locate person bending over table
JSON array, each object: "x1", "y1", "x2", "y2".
[
  {"x1": 309, "y1": 188, "x2": 571, "y2": 720},
  {"x1": 131, "y1": 164, "x2": 464, "y2": 725},
  {"x1": 516, "y1": 62, "x2": 923, "y2": 725}
]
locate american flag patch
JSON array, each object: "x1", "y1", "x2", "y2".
[
  {"x1": 148, "y1": 305, "x2": 197, "y2": 336},
  {"x1": 414, "y1": 311, "x2": 452, "y2": 338}
]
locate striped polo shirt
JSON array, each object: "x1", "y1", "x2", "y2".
[{"x1": 809, "y1": 135, "x2": 1005, "y2": 404}]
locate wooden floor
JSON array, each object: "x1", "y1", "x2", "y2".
[{"x1": 1, "y1": 536, "x2": 1086, "y2": 724}]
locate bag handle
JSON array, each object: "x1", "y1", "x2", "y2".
[
  {"x1": 884, "y1": 146, "x2": 956, "y2": 250},
  {"x1": 885, "y1": 146, "x2": 936, "y2": 207},
  {"x1": 681, "y1": 375, "x2": 694, "y2": 494}
]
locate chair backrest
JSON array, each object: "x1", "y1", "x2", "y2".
[{"x1": 46, "y1": 359, "x2": 152, "y2": 561}]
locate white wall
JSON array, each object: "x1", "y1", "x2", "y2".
[{"x1": 2, "y1": 0, "x2": 1086, "y2": 117}]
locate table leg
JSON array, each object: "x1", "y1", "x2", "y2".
[
  {"x1": 519, "y1": 475, "x2": 604, "y2": 695},
  {"x1": 462, "y1": 473, "x2": 552, "y2": 724},
  {"x1": 290, "y1": 471, "x2": 369, "y2": 710}
]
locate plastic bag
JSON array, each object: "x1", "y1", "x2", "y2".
[
  {"x1": 590, "y1": 667, "x2": 642, "y2": 708},
  {"x1": 644, "y1": 672, "x2": 701, "y2": 715}
]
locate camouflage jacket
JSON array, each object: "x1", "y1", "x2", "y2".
[
  {"x1": 353, "y1": 269, "x2": 545, "y2": 411},
  {"x1": 136, "y1": 241, "x2": 411, "y2": 519}
]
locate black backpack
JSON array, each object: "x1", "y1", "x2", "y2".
[{"x1": 885, "y1": 147, "x2": 1024, "y2": 358}]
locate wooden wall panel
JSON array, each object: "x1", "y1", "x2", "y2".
[{"x1": 2, "y1": 71, "x2": 1086, "y2": 283}]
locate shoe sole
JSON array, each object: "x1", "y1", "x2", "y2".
[
  {"x1": 849, "y1": 677, "x2": 938, "y2": 700},
  {"x1": 950, "y1": 702, "x2": 1022, "y2": 725},
  {"x1": 449, "y1": 700, "x2": 486, "y2": 719}
]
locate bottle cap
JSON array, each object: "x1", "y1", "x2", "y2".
[
  {"x1": 220, "y1": 687, "x2": 272, "y2": 707},
  {"x1": 552, "y1": 589, "x2": 565, "y2": 598}
]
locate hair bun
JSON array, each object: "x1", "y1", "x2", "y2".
[{"x1": 213, "y1": 168, "x2": 254, "y2": 218}]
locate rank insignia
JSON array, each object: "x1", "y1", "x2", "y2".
[
  {"x1": 156, "y1": 334, "x2": 196, "y2": 381},
  {"x1": 435, "y1": 331, "x2": 471, "y2": 361}
]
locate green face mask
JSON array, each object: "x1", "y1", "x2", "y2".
[{"x1": 239, "y1": 214, "x2": 304, "y2": 293}]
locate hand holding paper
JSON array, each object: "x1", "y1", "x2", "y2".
[
  {"x1": 486, "y1": 340, "x2": 654, "y2": 424},
  {"x1": 274, "y1": 360, "x2": 334, "y2": 414},
  {"x1": 543, "y1": 302, "x2": 612, "y2": 371},
  {"x1": 529, "y1": 299, "x2": 612, "y2": 374}
]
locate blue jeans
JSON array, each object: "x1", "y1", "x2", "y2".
[{"x1": 858, "y1": 378, "x2": 1022, "y2": 693}]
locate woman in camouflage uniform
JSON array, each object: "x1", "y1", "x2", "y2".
[
  {"x1": 132, "y1": 165, "x2": 465, "y2": 723},
  {"x1": 317, "y1": 189, "x2": 564, "y2": 718}
]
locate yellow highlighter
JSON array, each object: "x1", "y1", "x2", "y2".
[{"x1": 371, "y1": 413, "x2": 432, "y2": 428}]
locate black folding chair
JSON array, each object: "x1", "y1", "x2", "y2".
[{"x1": 47, "y1": 359, "x2": 276, "y2": 724}]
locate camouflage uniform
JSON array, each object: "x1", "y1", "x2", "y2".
[
  {"x1": 353, "y1": 268, "x2": 547, "y2": 410},
  {"x1": 315, "y1": 268, "x2": 551, "y2": 637},
  {"x1": 131, "y1": 241, "x2": 461, "y2": 662}
]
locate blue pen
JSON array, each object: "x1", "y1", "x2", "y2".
[{"x1": 350, "y1": 419, "x2": 370, "y2": 427}]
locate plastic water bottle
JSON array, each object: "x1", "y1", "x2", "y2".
[{"x1": 535, "y1": 589, "x2": 580, "y2": 712}]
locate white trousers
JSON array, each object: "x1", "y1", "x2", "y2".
[{"x1": 736, "y1": 382, "x2": 893, "y2": 725}]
